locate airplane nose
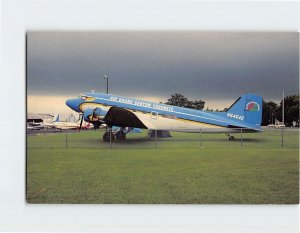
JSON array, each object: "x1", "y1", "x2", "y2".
[{"x1": 66, "y1": 99, "x2": 81, "y2": 112}]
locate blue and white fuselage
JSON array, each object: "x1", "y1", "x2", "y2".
[{"x1": 66, "y1": 92, "x2": 262, "y2": 136}]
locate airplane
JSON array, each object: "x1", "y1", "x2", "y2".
[
  {"x1": 66, "y1": 92, "x2": 262, "y2": 142},
  {"x1": 44, "y1": 114, "x2": 92, "y2": 130},
  {"x1": 27, "y1": 121, "x2": 44, "y2": 130},
  {"x1": 43, "y1": 114, "x2": 60, "y2": 128}
]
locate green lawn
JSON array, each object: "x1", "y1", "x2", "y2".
[{"x1": 26, "y1": 129, "x2": 299, "y2": 204}]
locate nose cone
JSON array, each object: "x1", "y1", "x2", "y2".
[{"x1": 66, "y1": 98, "x2": 82, "y2": 112}]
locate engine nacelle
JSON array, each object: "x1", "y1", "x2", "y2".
[{"x1": 83, "y1": 107, "x2": 106, "y2": 123}]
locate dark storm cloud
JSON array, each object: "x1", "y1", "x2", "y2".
[{"x1": 27, "y1": 31, "x2": 299, "y2": 101}]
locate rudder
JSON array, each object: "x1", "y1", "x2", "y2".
[{"x1": 226, "y1": 93, "x2": 262, "y2": 126}]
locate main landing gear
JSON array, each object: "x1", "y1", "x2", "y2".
[
  {"x1": 225, "y1": 132, "x2": 235, "y2": 141},
  {"x1": 102, "y1": 127, "x2": 133, "y2": 142},
  {"x1": 103, "y1": 131, "x2": 112, "y2": 142}
]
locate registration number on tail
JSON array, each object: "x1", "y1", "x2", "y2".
[{"x1": 227, "y1": 113, "x2": 244, "y2": 121}]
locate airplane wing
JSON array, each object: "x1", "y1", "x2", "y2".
[
  {"x1": 103, "y1": 106, "x2": 180, "y2": 130},
  {"x1": 104, "y1": 107, "x2": 148, "y2": 129}
]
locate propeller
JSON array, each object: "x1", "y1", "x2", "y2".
[
  {"x1": 92, "y1": 108, "x2": 98, "y2": 120},
  {"x1": 79, "y1": 113, "x2": 84, "y2": 131},
  {"x1": 81, "y1": 108, "x2": 104, "y2": 131},
  {"x1": 89, "y1": 109, "x2": 102, "y2": 130}
]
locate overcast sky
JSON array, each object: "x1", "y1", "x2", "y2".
[{"x1": 27, "y1": 31, "x2": 299, "y2": 113}]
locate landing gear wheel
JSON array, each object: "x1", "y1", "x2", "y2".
[
  {"x1": 116, "y1": 131, "x2": 126, "y2": 140},
  {"x1": 103, "y1": 132, "x2": 113, "y2": 142},
  {"x1": 225, "y1": 132, "x2": 235, "y2": 141}
]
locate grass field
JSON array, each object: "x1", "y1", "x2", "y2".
[{"x1": 26, "y1": 128, "x2": 299, "y2": 204}]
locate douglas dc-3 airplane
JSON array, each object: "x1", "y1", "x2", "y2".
[{"x1": 66, "y1": 92, "x2": 262, "y2": 142}]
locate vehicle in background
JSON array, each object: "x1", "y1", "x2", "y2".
[{"x1": 267, "y1": 119, "x2": 285, "y2": 128}]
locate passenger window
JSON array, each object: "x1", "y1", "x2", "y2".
[{"x1": 151, "y1": 111, "x2": 158, "y2": 120}]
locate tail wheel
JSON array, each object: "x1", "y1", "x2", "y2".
[{"x1": 229, "y1": 136, "x2": 235, "y2": 141}]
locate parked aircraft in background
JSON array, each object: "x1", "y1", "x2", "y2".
[
  {"x1": 41, "y1": 114, "x2": 92, "y2": 130},
  {"x1": 27, "y1": 121, "x2": 44, "y2": 130},
  {"x1": 66, "y1": 92, "x2": 262, "y2": 142},
  {"x1": 52, "y1": 114, "x2": 92, "y2": 130},
  {"x1": 43, "y1": 114, "x2": 60, "y2": 128},
  {"x1": 27, "y1": 113, "x2": 47, "y2": 130}
]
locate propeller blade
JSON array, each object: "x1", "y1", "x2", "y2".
[
  {"x1": 92, "y1": 108, "x2": 97, "y2": 120},
  {"x1": 79, "y1": 114, "x2": 84, "y2": 131},
  {"x1": 90, "y1": 108, "x2": 103, "y2": 130}
]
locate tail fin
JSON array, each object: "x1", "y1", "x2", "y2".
[
  {"x1": 53, "y1": 114, "x2": 60, "y2": 122},
  {"x1": 226, "y1": 93, "x2": 262, "y2": 126}
]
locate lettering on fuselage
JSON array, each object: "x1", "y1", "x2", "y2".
[
  {"x1": 110, "y1": 96, "x2": 174, "y2": 112},
  {"x1": 227, "y1": 113, "x2": 244, "y2": 121}
]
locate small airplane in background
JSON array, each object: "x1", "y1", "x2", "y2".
[
  {"x1": 43, "y1": 114, "x2": 59, "y2": 128},
  {"x1": 44, "y1": 114, "x2": 92, "y2": 130},
  {"x1": 66, "y1": 92, "x2": 262, "y2": 142},
  {"x1": 27, "y1": 121, "x2": 44, "y2": 130}
]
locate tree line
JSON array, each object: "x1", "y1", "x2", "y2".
[
  {"x1": 262, "y1": 95, "x2": 299, "y2": 126},
  {"x1": 165, "y1": 93, "x2": 205, "y2": 110}
]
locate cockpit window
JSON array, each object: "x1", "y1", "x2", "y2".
[{"x1": 79, "y1": 95, "x2": 95, "y2": 101}]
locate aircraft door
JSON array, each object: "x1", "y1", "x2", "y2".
[{"x1": 151, "y1": 111, "x2": 158, "y2": 120}]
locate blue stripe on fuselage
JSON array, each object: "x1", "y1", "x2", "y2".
[{"x1": 80, "y1": 92, "x2": 259, "y2": 130}]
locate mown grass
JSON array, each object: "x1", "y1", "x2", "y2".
[{"x1": 26, "y1": 129, "x2": 299, "y2": 204}]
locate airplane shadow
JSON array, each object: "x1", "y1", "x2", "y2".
[
  {"x1": 112, "y1": 137, "x2": 267, "y2": 144},
  {"x1": 114, "y1": 137, "x2": 154, "y2": 144}
]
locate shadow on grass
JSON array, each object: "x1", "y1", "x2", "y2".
[{"x1": 110, "y1": 137, "x2": 267, "y2": 144}]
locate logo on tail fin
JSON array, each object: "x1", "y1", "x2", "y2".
[{"x1": 246, "y1": 102, "x2": 260, "y2": 112}]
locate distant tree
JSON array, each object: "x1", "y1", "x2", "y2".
[
  {"x1": 262, "y1": 101, "x2": 278, "y2": 126},
  {"x1": 165, "y1": 93, "x2": 205, "y2": 110},
  {"x1": 262, "y1": 95, "x2": 299, "y2": 126},
  {"x1": 165, "y1": 93, "x2": 189, "y2": 107},
  {"x1": 205, "y1": 107, "x2": 213, "y2": 111},
  {"x1": 275, "y1": 95, "x2": 299, "y2": 126},
  {"x1": 285, "y1": 95, "x2": 299, "y2": 126},
  {"x1": 188, "y1": 100, "x2": 205, "y2": 110}
]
